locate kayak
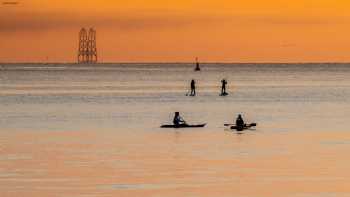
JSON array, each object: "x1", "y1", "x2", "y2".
[
  {"x1": 228, "y1": 123, "x2": 257, "y2": 131},
  {"x1": 161, "y1": 124, "x2": 206, "y2": 128}
]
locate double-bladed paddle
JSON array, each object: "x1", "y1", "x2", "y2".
[{"x1": 224, "y1": 123, "x2": 257, "y2": 127}]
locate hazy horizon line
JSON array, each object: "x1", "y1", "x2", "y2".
[{"x1": 1, "y1": 61, "x2": 350, "y2": 65}]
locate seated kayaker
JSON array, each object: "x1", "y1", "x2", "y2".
[
  {"x1": 173, "y1": 112, "x2": 186, "y2": 126},
  {"x1": 235, "y1": 114, "x2": 245, "y2": 127}
]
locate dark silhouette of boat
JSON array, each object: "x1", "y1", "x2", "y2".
[
  {"x1": 161, "y1": 123, "x2": 206, "y2": 128},
  {"x1": 224, "y1": 123, "x2": 257, "y2": 131}
]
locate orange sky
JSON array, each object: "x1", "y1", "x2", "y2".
[{"x1": 1, "y1": 0, "x2": 350, "y2": 62}]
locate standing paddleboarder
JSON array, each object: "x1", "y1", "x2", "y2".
[
  {"x1": 190, "y1": 79, "x2": 196, "y2": 96},
  {"x1": 221, "y1": 79, "x2": 228, "y2": 96}
]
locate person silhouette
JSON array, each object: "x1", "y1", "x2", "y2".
[
  {"x1": 190, "y1": 79, "x2": 196, "y2": 96},
  {"x1": 221, "y1": 79, "x2": 227, "y2": 95},
  {"x1": 173, "y1": 112, "x2": 186, "y2": 126},
  {"x1": 236, "y1": 114, "x2": 245, "y2": 127}
]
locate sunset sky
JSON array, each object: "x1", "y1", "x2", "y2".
[{"x1": 1, "y1": 0, "x2": 350, "y2": 62}]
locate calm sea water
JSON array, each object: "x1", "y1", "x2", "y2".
[{"x1": 1, "y1": 63, "x2": 350, "y2": 197}]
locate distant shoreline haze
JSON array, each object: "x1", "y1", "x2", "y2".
[
  {"x1": 2, "y1": 62, "x2": 350, "y2": 65},
  {"x1": 2, "y1": 1, "x2": 350, "y2": 63}
]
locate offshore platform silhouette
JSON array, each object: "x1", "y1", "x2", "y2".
[{"x1": 78, "y1": 28, "x2": 97, "y2": 64}]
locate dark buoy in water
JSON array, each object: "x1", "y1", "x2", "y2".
[{"x1": 194, "y1": 57, "x2": 201, "y2": 71}]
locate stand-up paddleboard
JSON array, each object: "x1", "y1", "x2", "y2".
[
  {"x1": 161, "y1": 124, "x2": 206, "y2": 128},
  {"x1": 220, "y1": 92, "x2": 229, "y2": 96},
  {"x1": 185, "y1": 92, "x2": 196, "y2": 96}
]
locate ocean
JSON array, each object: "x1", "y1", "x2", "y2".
[{"x1": 1, "y1": 63, "x2": 350, "y2": 197}]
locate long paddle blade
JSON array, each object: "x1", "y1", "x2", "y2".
[{"x1": 249, "y1": 123, "x2": 257, "y2": 127}]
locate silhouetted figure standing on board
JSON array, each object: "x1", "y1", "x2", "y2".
[
  {"x1": 221, "y1": 79, "x2": 228, "y2": 96},
  {"x1": 236, "y1": 114, "x2": 245, "y2": 127},
  {"x1": 195, "y1": 57, "x2": 200, "y2": 71},
  {"x1": 173, "y1": 112, "x2": 186, "y2": 126},
  {"x1": 190, "y1": 79, "x2": 196, "y2": 96}
]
